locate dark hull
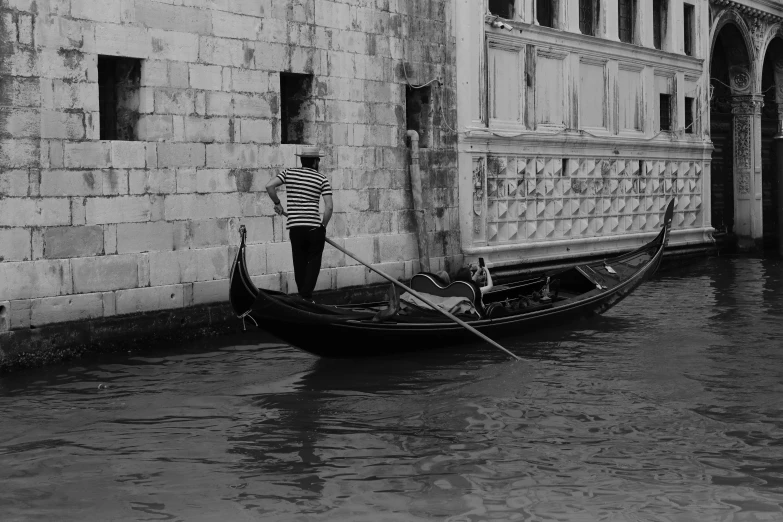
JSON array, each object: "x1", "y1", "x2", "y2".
[{"x1": 230, "y1": 201, "x2": 674, "y2": 358}]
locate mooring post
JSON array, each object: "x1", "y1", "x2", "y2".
[{"x1": 406, "y1": 130, "x2": 430, "y2": 274}]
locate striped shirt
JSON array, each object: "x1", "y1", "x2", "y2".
[{"x1": 276, "y1": 167, "x2": 332, "y2": 228}]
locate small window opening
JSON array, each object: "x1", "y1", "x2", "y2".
[
  {"x1": 653, "y1": 0, "x2": 666, "y2": 50},
  {"x1": 683, "y1": 3, "x2": 695, "y2": 56},
  {"x1": 406, "y1": 85, "x2": 432, "y2": 149},
  {"x1": 685, "y1": 97, "x2": 695, "y2": 134},
  {"x1": 98, "y1": 55, "x2": 141, "y2": 141},
  {"x1": 579, "y1": 0, "x2": 596, "y2": 37},
  {"x1": 659, "y1": 93, "x2": 672, "y2": 131},
  {"x1": 536, "y1": 0, "x2": 554, "y2": 28},
  {"x1": 280, "y1": 72, "x2": 314, "y2": 145},
  {"x1": 618, "y1": 0, "x2": 635, "y2": 44},
  {"x1": 489, "y1": 0, "x2": 514, "y2": 19},
  {"x1": 562, "y1": 158, "x2": 569, "y2": 175}
]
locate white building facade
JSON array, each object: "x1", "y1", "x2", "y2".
[{"x1": 455, "y1": 0, "x2": 783, "y2": 267}]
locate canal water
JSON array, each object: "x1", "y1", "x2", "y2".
[{"x1": 1, "y1": 256, "x2": 782, "y2": 521}]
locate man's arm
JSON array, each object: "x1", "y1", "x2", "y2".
[
  {"x1": 265, "y1": 176, "x2": 285, "y2": 216},
  {"x1": 480, "y1": 266, "x2": 493, "y2": 294},
  {"x1": 322, "y1": 194, "x2": 333, "y2": 227}
]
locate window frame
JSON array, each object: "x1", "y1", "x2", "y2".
[{"x1": 683, "y1": 3, "x2": 695, "y2": 56}]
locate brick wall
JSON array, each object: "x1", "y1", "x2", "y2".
[{"x1": 0, "y1": 0, "x2": 458, "y2": 331}]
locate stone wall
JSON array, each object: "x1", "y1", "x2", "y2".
[{"x1": 0, "y1": 0, "x2": 458, "y2": 333}]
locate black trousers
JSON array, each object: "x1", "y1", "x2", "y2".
[{"x1": 289, "y1": 225, "x2": 326, "y2": 299}]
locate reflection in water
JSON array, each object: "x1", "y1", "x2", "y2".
[{"x1": 1, "y1": 257, "x2": 783, "y2": 521}]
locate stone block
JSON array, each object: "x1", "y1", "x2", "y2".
[
  {"x1": 0, "y1": 260, "x2": 72, "y2": 300},
  {"x1": 0, "y1": 198, "x2": 71, "y2": 227},
  {"x1": 168, "y1": 61, "x2": 189, "y2": 88},
  {"x1": 85, "y1": 196, "x2": 152, "y2": 224},
  {"x1": 0, "y1": 228, "x2": 32, "y2": 262},
  {"x1": 116, "y1": 284, "x2": 184, "y2": 315},
  {"x1": 189, "y1": 64, "x2": 223, "y2": 91},
  {"x1": 115, "y1": 221, "x2": 187, "y2": 254},
  {"x1": 158, "y1": 143, "x2": 206, "y2": 167},
  {"x1": 344, "y1": 235, "x2": 376, "y2": 265},
  {"x1": 195, "y1": 169, "x2": 235, "y2": 193},
  {"x1": 148, "y1": 247, "x2": 229, "y2": 285},
  {"x1": 186, "y1": 218, "x2": 232, "y2": 248},
  {"x1": 94, "y1": 22, "x2": 152, "y2": 57},
  {"x1": 0, "y1": 170, "x2": 29, "y2": 196},
  {"x1": 104, "y1": 224, "x2": 117, "y2": 254},
  {"x1": 175, "y1": 168, "x2": 197, "y2": 193},
  {"x1": 335, "y1": 265, "x2": 367, "y2": 288},
  {"x1": 240, "y1": 216, "x2": 274, "y2": 243},
  {"x1": 70, "y1": 197, "x2": 86, "y2": 225},
  {"x1": 71, "y1": 254, "x2": 139, "y2": 293},
  {"x1": 129, "y1": 169, "x2": 176, "y2": 194},
  {"x1": 43, "y1": 225, "x2": 104, "y2": 259},
  {"x1": 137, "y1": 3, "x2": 212, "y2": 35},
  {"x1": 205, "y1": 91, "x2": 233, "y2": 116},
  {"x1": 378, "y1": 233, "x2": 417, "y2": 262},
  {"x1": 1, "y1": 109, "x2": 40, "y2": 139},
  {"x1": 238, "y1": 119, "x2": 273, "y2": 143},
  {"x1": 102, "y1": 291, "x2": 116, "y2": 317},
  {"x1": 64, "y1": 141, "x2": 111, "y2": 168},
  {"x1": 10, "y1": 300, "x2": 31, "y2": 329},
  {"x1": 148, "y1": 29, "x2": 199, "y2": 62},
  {"x1": 205, "y1": 143, "x2": 258, "y2": 168},
  {"x1": 155, "y1": 88, "x2": 196, "y2": 115},
  {"x1": 212, "y1": 10, "x2": 262, "y2": 40},
  {"x1": 72, "y1": 0, "x2": 122, "y2": 23},
  {"x1": 101, "y1": 169, "x2": 129, "y2": 195},
  {"x1": 231, "y1": 68, "x2": 268, "y2": 93},
  {"x1": 192, "y1": 279, "x2": 229, "y2": 305},
  {"x1": 137, "y1": 115, "x2": 174, "y2": 141},
  {"x1": 141, "y1": 59, "x2": 168, "y2": 87},
  {"x1": 164, "y1": 193, "x2": 240, "y2": 220},
  {"x1": 111, "y1": 141, "x2": 147, "y2": 168},
  {"x1": 239, "y1": 191, "x2": 274, "y2": 217},
  {"x1": 184, "y1": 117, "x2": 230, "y2": 143},
  {"x1": 232, "y1": 94, "x2": 272, "y2": 118},
  {"x1": 30, "y1": 293, "x2": 104, "y2": 326},
  {"x1": 0, "y1": 139, "x2": 39, "y2": 168},
  {"x1": 40, "y1": 169, "x2": 102, "y2": 196},
  {"x1": 243, "y1": 243, "x2": 267, "y2": 275},
  {"x1": 199, "y1": 36, "x2": 251, "y2": 68},
  {"x1": 266, "y1": 241, "x2": 293, "y2": 273}
]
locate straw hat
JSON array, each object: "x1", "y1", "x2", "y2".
[{"x1": 295, "y1": 145, "x2": 325, "y2": 158}]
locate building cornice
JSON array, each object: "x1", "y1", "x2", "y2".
[{"x1": 711, "y1": 0, "x2": 783, "y2": 23}]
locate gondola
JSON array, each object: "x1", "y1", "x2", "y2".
[{"x1": 230, "y1": 200, "x2": 674, "y2": 358}]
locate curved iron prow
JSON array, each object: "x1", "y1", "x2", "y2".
[
  {"x1": 229, "y1": 224, "x2": 259, "y2": 318},
  {"x1": 662, "y1": 198, "x2": 675, "y2": 246}
]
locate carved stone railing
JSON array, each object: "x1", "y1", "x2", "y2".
[{"x1": 472, "y1": 155, "x2": 704, "y2": 245}]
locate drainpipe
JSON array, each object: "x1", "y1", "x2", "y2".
[{"x1": 406, "y1": 130, "x2": 430, "y2": 273}]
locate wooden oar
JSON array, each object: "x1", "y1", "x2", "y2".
[{"x1": 324, "y1": 237, "x2": 520, "y2": 361}]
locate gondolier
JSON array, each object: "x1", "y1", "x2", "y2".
[{"x1": 265, "y1": 146, "x2": 333, "y2": 301}]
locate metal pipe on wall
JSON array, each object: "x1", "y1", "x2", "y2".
[{"x1": 406, "y1": 130, "x2": 430, "y2": 273}]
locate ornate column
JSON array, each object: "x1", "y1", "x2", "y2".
[
  {"x1": 775, "y1": 104, "x2": 783, "y2": 256},
  {"x1": 730, "y1": 93, "x2": 764, "y2": 247}
]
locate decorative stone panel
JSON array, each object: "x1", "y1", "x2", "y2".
[{"x1": 476, "y1": 155, "x2": 704, "y2": 245}]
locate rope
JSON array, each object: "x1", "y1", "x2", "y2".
[{"x1": 238, "y1": 310, "x2": 257, "y2": 331}]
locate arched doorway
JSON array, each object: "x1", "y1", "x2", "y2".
[
  {"x1": 709, "y1": 31, "x2": 736, "y2": 239},
  {"x1": 761, "y1": 38, "x2": 783, "y2": 253},
  {"x1": 709, "y1": 21, "x2": 759, "y2": 249}
]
